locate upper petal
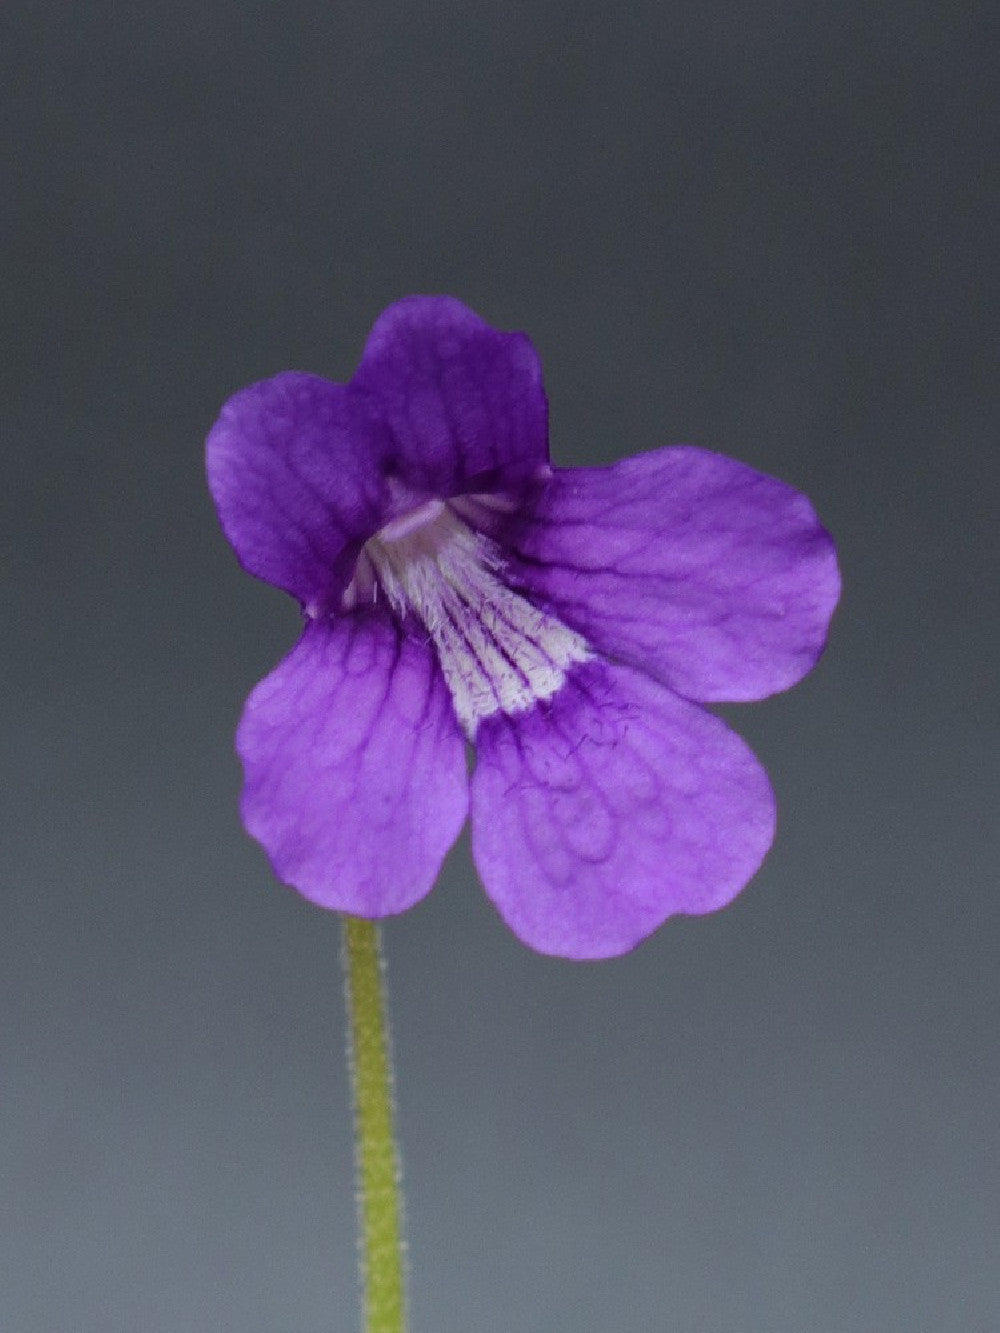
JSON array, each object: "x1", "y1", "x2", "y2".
[
  {"x1": 237, "y1": 615, "x2": 469, "y2": 916},
  {"x1": 511, "y1": 446, "x2": 840, "y2": 703},
  {"x1": 351, "y1": 296, "x2": 550, "y2": 497},
  {"x1": 206, "y1": 372, "x2": 389, "y2": 607},
  {"x1": 470, "y1": 659, "x2": 775, "y2": 959}
]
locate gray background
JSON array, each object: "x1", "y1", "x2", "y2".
[{"x1": 4, "y1": 2, "x2": 997, "y2": 1330}]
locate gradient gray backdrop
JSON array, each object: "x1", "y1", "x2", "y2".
[{"x1": 4, "y1": 3, "x2": 997, "y2": 1330}]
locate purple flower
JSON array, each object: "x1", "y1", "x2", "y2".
[{"x1": 207, "y1": 297, "x2": 839, "y2": 959}]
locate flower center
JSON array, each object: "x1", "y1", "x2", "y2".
[{"x1": 344, "y1": 501, "x2": 590, "y2": 737}]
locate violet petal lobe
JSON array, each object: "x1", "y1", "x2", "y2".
[
  {"x1": 351, "y1": 296, "x2": 550, "y2": 498},
  {"x1": 206, "y1": 372, "x2": 389, "y2": 609},
  {"x1": 511, "y1": 446, "x2": 840, "y2": 703},
  {"x1": 470, "y1": 658, "x2": 776, "y2": 959},
  {"x1": 237, "y1": 615, "x2": 469, "y2": 916}
]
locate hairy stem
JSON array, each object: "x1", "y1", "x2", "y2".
[{"x1": 341, "y1": 915, "x2": 407, "y2": 1333}]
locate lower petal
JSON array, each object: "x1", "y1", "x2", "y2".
[
  {"x1": 237, "y1": 615, "x2": 469, "y2": 916},
  {"x1": 470, "y1": 659, "x2": 775, "y2": 959}
]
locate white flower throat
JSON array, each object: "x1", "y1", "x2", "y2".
[{"x1": 343, "y1": 498, "x2": 590, "y2": 737}]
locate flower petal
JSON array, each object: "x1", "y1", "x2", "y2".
[
  {"x1": 351, "y1": 296, "x2": 550, "y2": 497},
  {"x1": 512, "y1": 446, "x2": 840, "y2": 703},
  {"x1": 206, "y1": 372, "x2": 388, "y2": 608},
  {"x1": 237, "y1": 615, "x2": 469, "y2": 916},
  {"x1": 470, "y1": 659, "x2": 775, "y2": 959}
]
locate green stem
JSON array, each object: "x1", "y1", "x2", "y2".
[{"x1": 341, "y1": 915, "x2": 407, "y2": 1333}]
